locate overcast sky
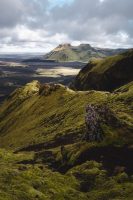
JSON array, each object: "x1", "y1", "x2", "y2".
[{"x1": 0, "y1": 0, "x2": 133, "y2": 53}]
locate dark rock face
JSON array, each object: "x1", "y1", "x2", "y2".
[{"x1": 73, "y1": 50, "x2": 133, "y2": 91}]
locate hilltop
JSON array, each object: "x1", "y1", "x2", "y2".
[
  {"x1": 44, "y1": 43, "x2": 126, "y2": 62},
  {"x1": 72, "y1": 49, "x2": 133, "y2": 91}
]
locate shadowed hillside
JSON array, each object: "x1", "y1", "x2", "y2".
[{"x1": 72, "y1": 49, "x2": 133, "y2": 91}]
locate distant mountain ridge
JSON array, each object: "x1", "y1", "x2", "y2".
[{"x1": 44, "y1": 43, "x2": 127, "y2": 62}]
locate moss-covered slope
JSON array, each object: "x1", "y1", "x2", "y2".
[
  {"x1": 0, "y1": 80, "x2": 132, "y2": 151},
  {"x1": 0, "y1": 80, "x2": 133, "y2": 199},
  {"x1": 73, "y1": 50, "x2": 133, "y2": 91},
  {"x1": 0, "y1": 148, "x2": 133, "y2": 200},
  {"x1": 0, "y1": 81, "x2": 108, "y2": 149}
]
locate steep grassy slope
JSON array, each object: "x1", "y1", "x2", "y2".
[
  {"x1": 0, "y1": 80, "x2": 132, "y2": 153},
  {"x1": 0, "y1": 80, "x2": 133, "y2": 199},
  {"x1": 0, "y1": 81, "x2": 108, "y2": 149},
  {"x1": 44, "y1": 43, "x2": 126, "y2": 62},
  {"x1": 73, "y1": 49, "x2": 133, "y2": 91}
]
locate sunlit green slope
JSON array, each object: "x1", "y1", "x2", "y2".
[{"x1": 0, "y1": 80, "x2": 132, "y2": 151}]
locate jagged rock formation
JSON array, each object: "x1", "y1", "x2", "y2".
[
  {"x1": 72, "y1": 49, "x2": 133, "y2": 91},
  {"x1": 44, "y1": 43, "x2": 127, "y2": 62}
]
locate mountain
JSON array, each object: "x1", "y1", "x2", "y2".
[
  {"x1": 43, "y1": 43, "x2": 127, "y2": 62},
  {"x1": 0, "y1": 78, "x2": 133, "y2": 199},
  {"x1": 72, "y1": 49, "x2": 133, "y2": 91}
]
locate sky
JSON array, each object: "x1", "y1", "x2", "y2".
[{"x1": 0, "y1": 0, "x2": 133, "y2": 53}]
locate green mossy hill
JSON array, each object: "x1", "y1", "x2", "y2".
[
  {"x1": 0, "y1": 81, "x2": 108, "y2": 149},
  {"x1": 0, "y1": 81, "x2": 133, "y2": 199},
  {"x1": 73, "y1": 49, "x2": 133, "y2": 91},
  {"x1": 0, "y1": 80, "x2": 132, "y2": 155},
  {"x1": 44, "y1": 43, "x2": 126, "y2": 62}
]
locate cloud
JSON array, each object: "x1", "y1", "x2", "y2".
[
  {"x1": 0, "y1": 0, "x2": 132, "y2": 52},
  {"x1": 49, "y1": 0, "x2": 133, "y2": 46},
  {"x1": 0, "y1": 0, "x2": 24, "y2": 28}
]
